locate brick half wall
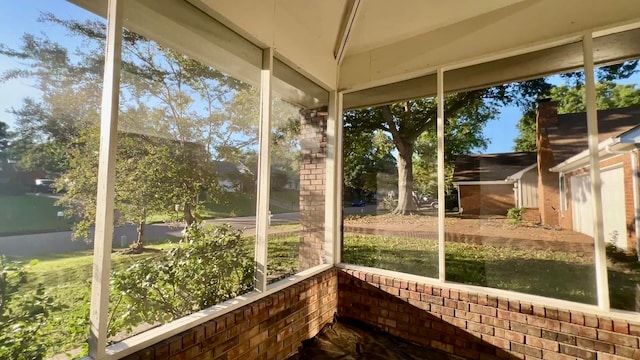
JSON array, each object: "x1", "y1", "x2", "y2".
[
  {"x1": 338, "y1": 268, "x2": 640, "y2": 360},
  {"x1": 122, "y1": 269, "x2": 337, "y2": 360}
]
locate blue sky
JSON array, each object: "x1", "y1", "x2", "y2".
[
  {"x1": 482, "y1": 72, "x2": 640, "y2": 153},
  {"x1": 1, "y1": 1, "x2": 639, "y2": 154},
  {"x1": 0, "y1": 0, "x2": 92, "y2": 129}
]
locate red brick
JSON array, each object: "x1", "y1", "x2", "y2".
[
  {"x1": 511, "y1": 342, "x2": 542, "y2": 358},
  {"x1": 526, "y1": 336, "x2": 559, "y2": 351},
  {"x1": 576, "y1": 337, "x2": 615, "y2": 352},
  {"x1": 613, "y1": 321, "x2": 630, "y2": 334},
  {"x1": 614, "y1": 345, "x2": 640, "y2": 359},
  {"x1": 541, "y1": 350, "x2": 577, "y2": 360},
  {"x1": 456, "y1": 347, "x2": 481, "y2": 359},
  {"x1": 597, "y1": 352, "x2": 632, "y2": 360},
  {"x1": 584, "y1": 314, "x2": 599, "y2": 328},
  {"x1": 532, "y1": 305, "x2": 546, "y2": 318},
  {"x1": 559, "y1": 344, "x2": 596, "y2": 360},
  {"x1": 569, "y1": 311, "x2": 585, "y2": 326},
  {"x1": 468, "y1": 321, "x2": 494, "y2": 335},
  {"x1": 557, "y1": 310, "x2": 571, "y2": 322},
  {"x1": 497, "y1": 329, "x2": 525, "y2": 343},
  {"x1": 545, "y1": 308, "x2": 558, "y2": 320},
  {"x1": 559, "y1": 322, "x2": 579, "y2": 336},
  {"x1": 482, "y1": 334, "x2": 510, "y2": 349},
  {"x1": 598, "y1": 329, "x2": 639, "y2": 347},
  {"x1": 520, "y1": 303, "x2": 533, "y2": 315},
  {"x1": 599, "y1": 317, "x2": 614, "y2": 331}
]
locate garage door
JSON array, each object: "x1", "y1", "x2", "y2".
[{"x1": 570, "y1": 166, "x2": 627, "y2": 249}]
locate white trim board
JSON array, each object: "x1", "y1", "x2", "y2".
[{"x1": 453, "y1": 180, "x2": 515, "y2": 185}]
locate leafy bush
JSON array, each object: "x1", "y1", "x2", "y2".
[
  {"x1": 0, "y1": 255, "x2": 55, "y2": 360},
  {"x1": 382, "y1": 197, "x2": 398, "y2": 211},
  {"x1": 507, "y1": 207, "x2": 523, "y2": 225},
  {"x1": 110, "y1": 223, "x2": 254, "y2": 333}
]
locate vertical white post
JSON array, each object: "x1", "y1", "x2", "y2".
[
  {"x1": 583, "y1": 33, "x2": 610, "y2": 310},
  {"x1": 437, "y1": 68, "x2": 446, "y2": 282},
  {"x1": 255, "y1": 48, "x2": 273, "y2": 292},
  {"x1": 326, "y1": 91, "x2": 343, "y2": 264},
  {"x1": 88, "y1": 0, "x2": 122, "y2": 358},
  {"x1": 631, "y1": 151, "x2": 640, "y2": 259}
]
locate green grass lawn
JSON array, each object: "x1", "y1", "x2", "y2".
[
  {"x1": 10, "y1": 232, "x2": 640, "y2": 357},
  {"x1": 0, "y1": 194, "x2": 74, "y2": 235},
  {"x1": 12, "y1": 234, "x2": 299, "y2": 357},
  {"x1": 343, "y1": 234, "x2": 640, "y2": 310},
  {"x1": 147, "y1": 191, "x2": 300, "y2": 223},
  {"x1": 19, "y1": 242, "x2": 174, "y2": 357}
]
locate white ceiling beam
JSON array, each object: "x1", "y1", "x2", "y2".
[
  {"x1": 333, "y1": 0, "x2": 360, "y2": 64},
  {"x1": 344, "y1": 27, "x2": 640, "y2": 109},
  {"x1": 339, "y1": 0, "x2": 640, "y2": 92}
]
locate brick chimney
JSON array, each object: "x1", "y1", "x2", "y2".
[{"x1": 536, "y1": 99, "x2": 560, "y2": 227}]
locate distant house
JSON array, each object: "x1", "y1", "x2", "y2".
[
  {"x1": 452, "y1": 152, "x2": 537, "y2": 215},
  {"x1": 452, "y1": 101, "x2": 640, "y2": 251},
  {"x1": 212, "y1": 161, "x2": 253, "y2": 192},
  {"x1": 538, "y1": 101, "x2": 640, "y2": 251}
]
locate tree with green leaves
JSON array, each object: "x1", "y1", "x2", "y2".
[
  {"x1": 514, "y1": 81, "x2": 640, "y2": 152},
  {"x1": 343, "y1": 128, "x2": 396, "y2": 199},
  {"x1": 413, "y1": 100, "x2": 494, "y2": 196},
  {"x1": 345, "y1": 93, "x2": 495, "y2": 214},
  {"x1": 0, "y1": 256, "x2": 56, "y2": 360},
  {"x1": 347, "y1": 62, "x2": 637, "y2": 214},
  {"x1": 1, "y1": 13, "x2": 260, "y2": 240},
  {"x1": 0, "y1": 121, "x2": 8, "y2": 166},
  {"x1": 110, "y1": 224, "x2": 252, "y2": 332},
  {"x1": 58, "y1": 125, "x2": 219, "y2": 246}
]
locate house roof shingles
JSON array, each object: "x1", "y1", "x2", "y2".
[
  {"x1": 453, "y1": 152, "x2": 537, "y2": 182},
  {"x1": 547, "y1": 105, "x2": 640, "y2": 163}
]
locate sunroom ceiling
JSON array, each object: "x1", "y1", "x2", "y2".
[
  {"x1": 341, "y1": 0, "x2": 527, "y2": 57},
  {"x1": 74, "y1": 0, "x2": 640, "y2": 109},
  {"x1": 188, "y1": 0, "x2": 640, "y2": 95}
]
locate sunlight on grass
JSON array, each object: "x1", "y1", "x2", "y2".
[
  {"x1": 14, "y1": 236, "x2": 300, "y2": 357},
  {"x1": 0, "y1": 194, "x2": 74, "y2": 235},
  {"x1": 342, "y1": 233, "x2": 639, "y2": 309},
  {"x1": 16, "y1": 242, "x2": 176, "y2": 356},
  {"x1": 10, "y1": 232, "x2": 640, "y2": 357}
]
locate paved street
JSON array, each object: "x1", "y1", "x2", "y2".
[
  {"x1": 0, "y1": 204, "x2": 377, "y2": 257},
  {"x1": 0, "y1": 212, "x2": 300, "y2": 257}
]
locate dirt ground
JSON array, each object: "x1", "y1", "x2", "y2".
[{"x1": 343, "y1": 213, "x2": 593, "y2": 245}]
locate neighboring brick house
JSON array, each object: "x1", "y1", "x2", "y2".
[
  {"x1": 537, "y1": 100, "x2": 640, "y2": 251},
  {"x1": 452, "y1": 152, "x2": 538, "y2": 215},
  {"x1": 452, "y1": 101, "x2": 640, "y2": 252}
]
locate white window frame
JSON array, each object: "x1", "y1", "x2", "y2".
[
  {"x1": 82, "y1": 2, "x2": 640, "y2": 358},
  {"x1": 84, "y1": 1, "x2": 340, "y2": 358}
]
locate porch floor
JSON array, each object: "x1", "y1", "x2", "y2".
[{"x1": 287, "y1": 316, "x2": 462, "y2": 360}]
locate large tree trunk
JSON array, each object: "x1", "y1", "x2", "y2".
[
  {"x1": 394, "y1": 141, "x2": 417, "y2": 215},
  {"x1": 136, "y1": 220, "x2": 145, "y2": 246},
  {"x1": 183, "y1": 202, "x2": 195, "y2": 227}
]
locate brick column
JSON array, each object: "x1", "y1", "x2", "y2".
[
  {"x1": 536, "y1": 99, "x2": 560, "y2": 227},
  {"x1": 299, "y1": 107, "x2": 328, "y2": 270}
]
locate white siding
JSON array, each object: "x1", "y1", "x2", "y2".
[{"x1": 520, "y1": 167, "x2": 539, "y2": 208}]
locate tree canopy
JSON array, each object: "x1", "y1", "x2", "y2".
[
  {"x1": 346, "y1": 63, "x2": 638, "y2": 214},
  {"x1": 514, "y1": 81, "x2": 640, "y2": 152},
  {"x1": 0, "y1": 13, "x2": 261, "y2": 242}
]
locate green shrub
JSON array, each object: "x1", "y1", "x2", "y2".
[
  {"x1": 506, "y1": 207, "x2": 523, "y2": 225},
  {"x1": 110, "y1": 223, "x2": 254, "y2": 334},
  {"x1": 0, "y1": 256, "x2": 56, "y2": 360}
]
